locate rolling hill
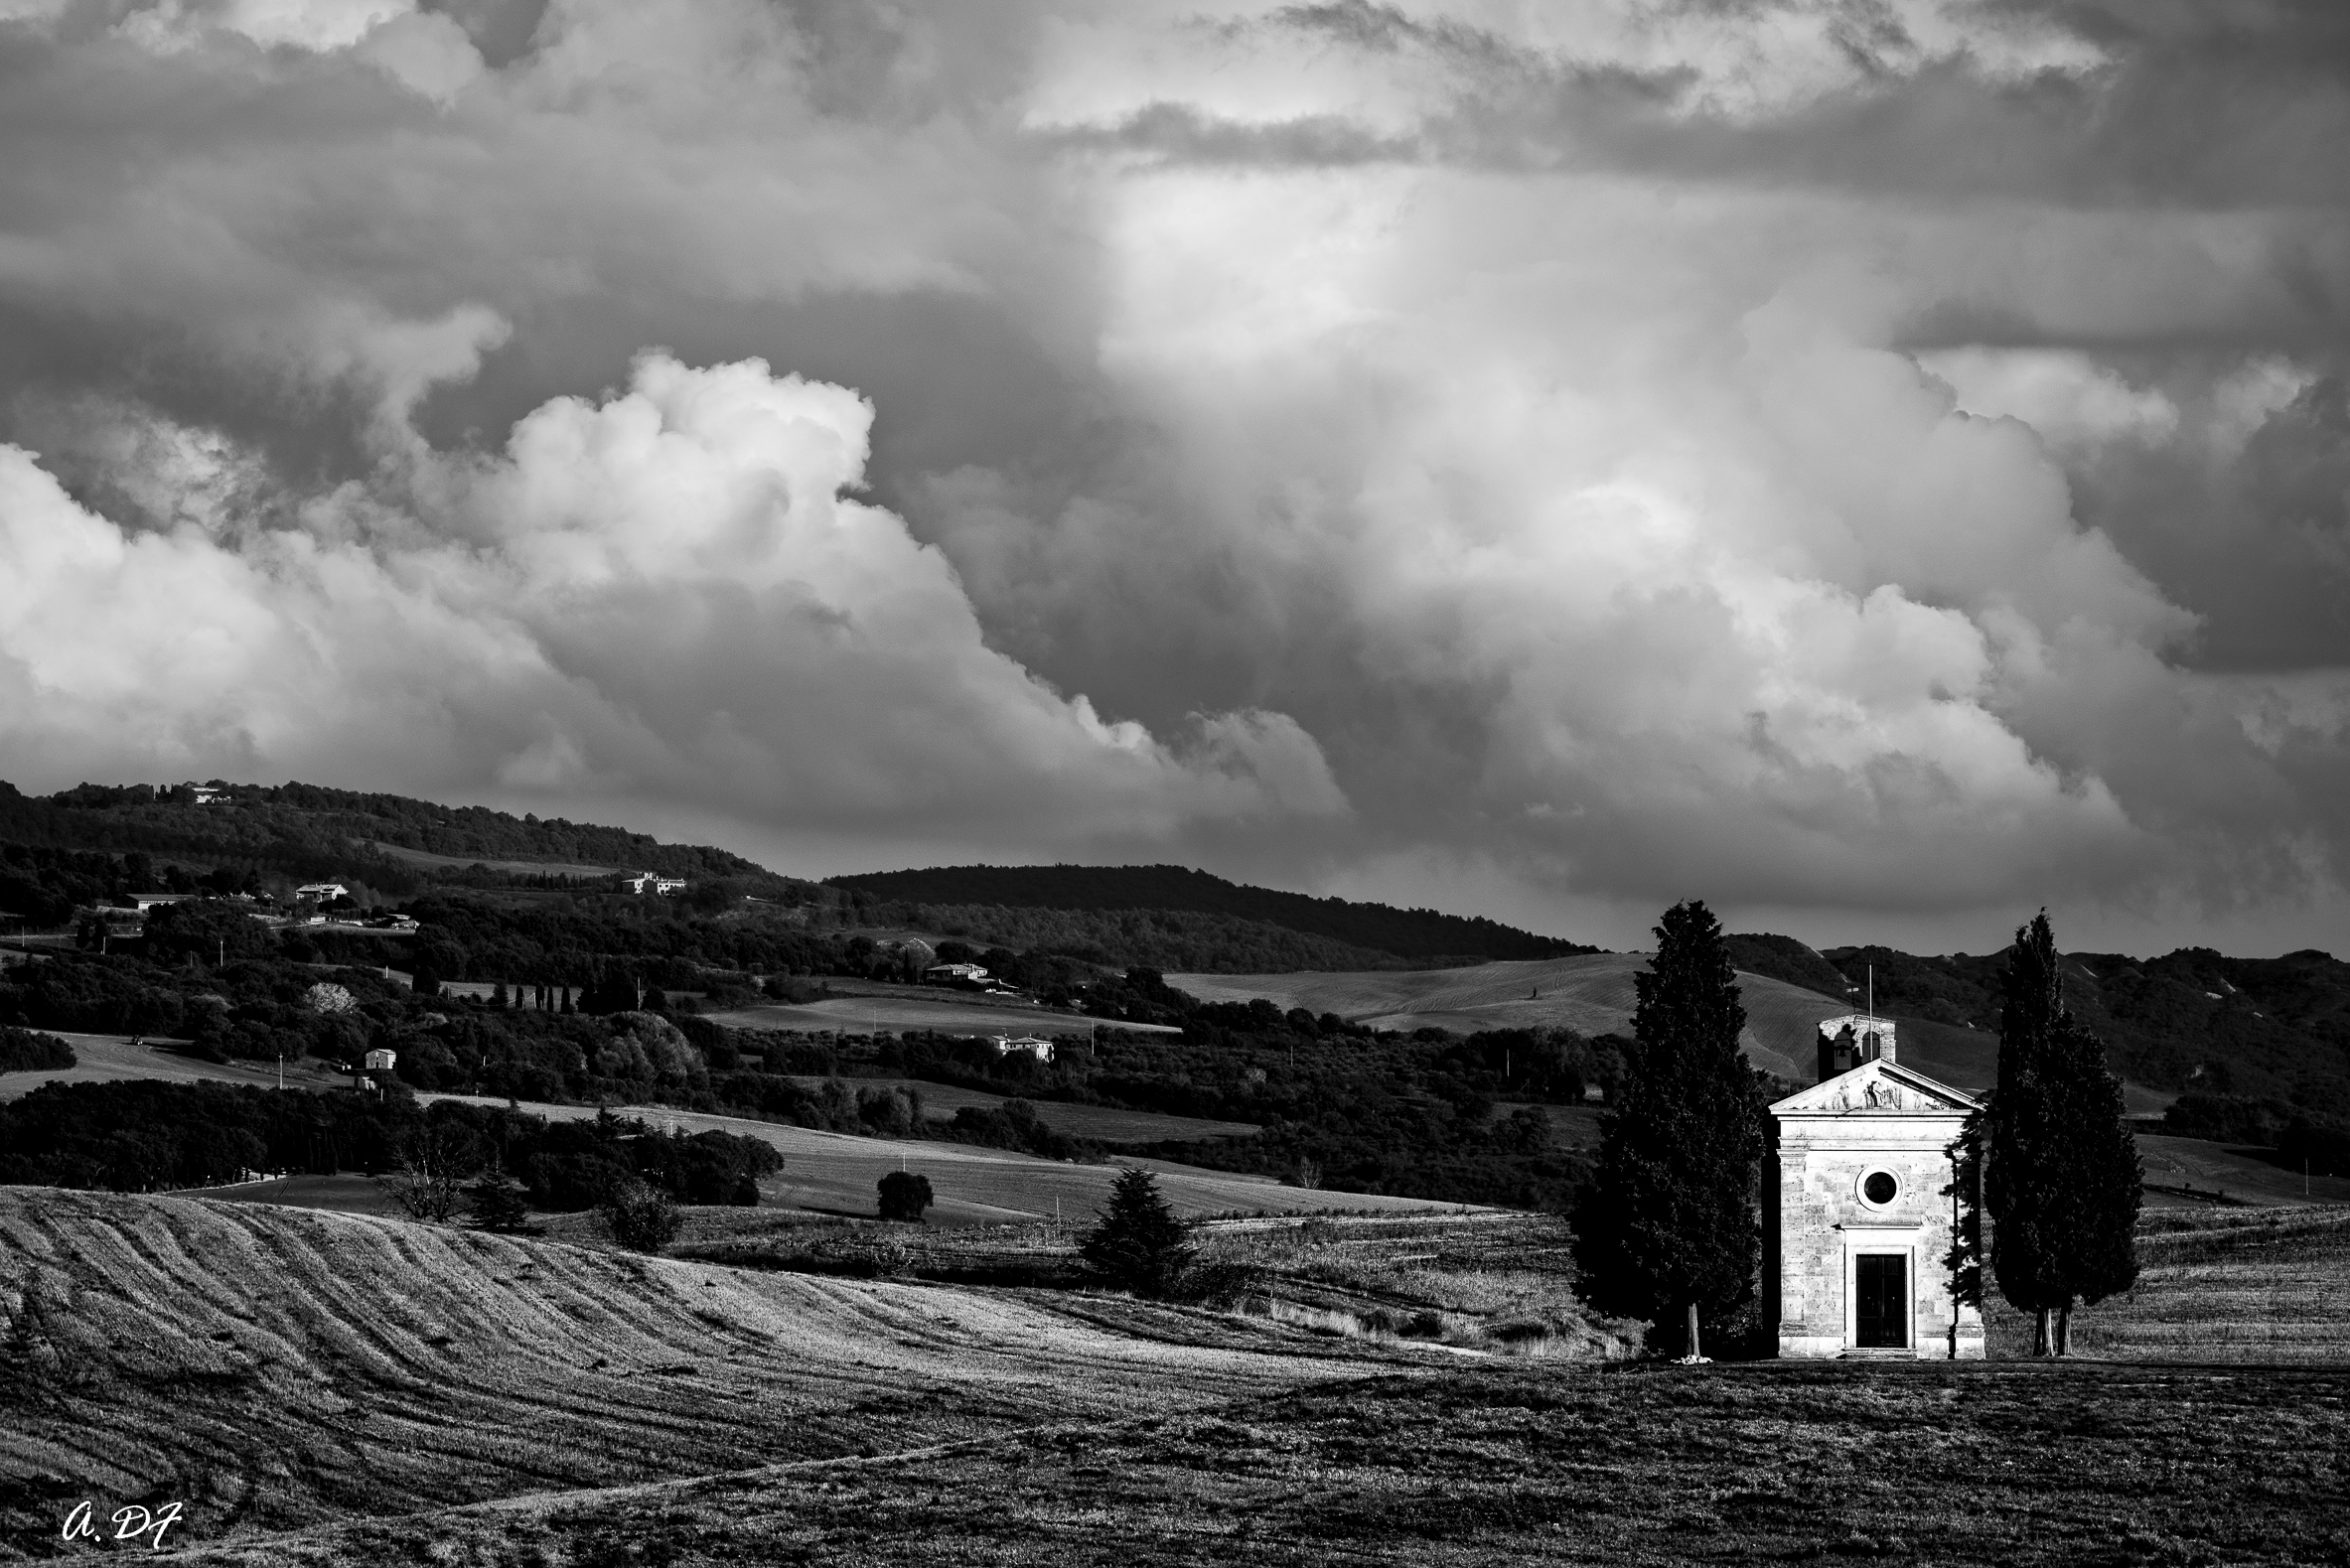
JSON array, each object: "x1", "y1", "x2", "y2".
[
  {"x1": 827, "y1": 864, "x2": 1595, "y2": 966},
  {"x1": 0, "y1": 1188, "x2": 1406, "y2": 1557},
  {"x1": 0, "y1": 778, "x2": 810, "y2": 912},
  {"x1": 1167, "y1": 953, "x2": 2001, "y2": 1090}
]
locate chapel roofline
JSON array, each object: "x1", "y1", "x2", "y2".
[{"x1": 1767, "y1": 1058, "x2": 1982, "y2": 1117}]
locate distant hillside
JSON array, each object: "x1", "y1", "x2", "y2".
[
  {"x1": 828, "y1": 864, "x2": 1595, "y2": 966},
  {"x1": 0, "y1": 779, "x2": 787, "y2": 899},
  {"x1": 1823, "y1": 943, "x2": 2350, "y2": 1120},
  {"x1": 1723, "y1": 932, "x2": 1854, "y2": 999}
]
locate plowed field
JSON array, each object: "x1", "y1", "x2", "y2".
[{"x1": 0, "y1": 1189, "x2": 1401, "y2": 1558}]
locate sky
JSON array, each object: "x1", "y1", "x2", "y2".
[{"x1": 1, "y1": 0, "x2": 2347, "y2": 957}]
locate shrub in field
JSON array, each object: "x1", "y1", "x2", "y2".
[
  {"x1": 602, "y1": 1180, "x2": 682, "y2": 1253},
  {"x1": 1570, "y1": 900, "x2": 1764, "y2": 1360},
  {"x1": 1082, "y1": 1167, "x2": 1194, "y2": 1297},
  {"x1": 1984, "y1": 911, "x2": 2141, "y2": 1356},
  {"x1": 877, "y1": 1170, "x2": 934, "y2": 1222}
]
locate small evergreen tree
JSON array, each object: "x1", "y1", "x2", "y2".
[
  {"x1": 1082, "y1": 1168, "x2": 1194, "y2": 1297},
  {"x1": 1986, "y1": 911, "x2": 2141, "y2": 1354},
  {"x1": 1571, "y1": 900, "x2": 1765, "y2": 1359},
  {"x1": 466, "y1": 1164, "x2": 531, "y2": 1232},
  {"x1": 877, "y1": 1170, "x2": 934, "y2": 1222}
]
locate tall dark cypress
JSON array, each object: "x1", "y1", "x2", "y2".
[
  {"x1": 1571, "y1": 900, "x2": 1763, "y2": 1359},
  {"x1": 1986, "y1": 911, "x2": 2141, "y2": 1354}
]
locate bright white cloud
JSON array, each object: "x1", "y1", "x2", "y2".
[
  {"x1": 0, "y1": 354, "x2": 1348, "y2": 842},
  {"x1": 1920, "y1": 350, "x2": 2182, "y2": 449}
]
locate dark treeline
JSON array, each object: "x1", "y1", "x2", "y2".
[
  {"x1": 0, "y1": 1080, "x2": 783, "y2": 1210},
  {"x1": 0, "y1": 1025, "x2": 73, "y2": 1071}
]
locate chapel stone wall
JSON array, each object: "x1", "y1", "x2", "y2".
[{"x1": 1774, "y1": 1095, "x2": 1983, "y2": 1359}]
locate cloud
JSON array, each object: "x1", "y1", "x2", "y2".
[
  {"x1": 0, "y1": 352, "x2": 1349, "y2": 844},
  {"x1": 0, "y1": 0, "x2": 2347, "y2": 947}
]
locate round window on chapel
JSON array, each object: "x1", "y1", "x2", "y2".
[{"x1": 1863, "y1": 1171, "x2": 1899, "y2": 1206}]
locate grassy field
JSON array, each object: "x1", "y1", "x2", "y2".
[
  {"x1": 2136, "y1": 1133, "x2": 2350, "y2": 1208},
  {"x1": 1985, "y1": 1206, "x2": 2350, "y2": 1361},
  {"x1": 0, "y1": 1033, "x2": 345, "y2": 1100},
  {"x1": 708, "y1": 990, "x2": 1179, "y2": 1038},
  {"x1": 409, "y1": 1093, "x2": 1465, "y2": 1224},
  {"x1": 148, "y1": 1360, "x2": 2350, "y2": 1567},
  {"x1": 787, "y1": 1075, "x2": 1261, "y2": 1145},
  {"x1": 368, "y1": 841, "x2": 626, "y2": 879}
]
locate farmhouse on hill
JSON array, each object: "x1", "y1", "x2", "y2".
[
  {"x1": 927, "y1": 961, "x2": 989, "y2": 984},
  {"x1": 1766, "y1": 1014, "x2": 1984, "y2": 1360},
  {"x1": 988, "y1": 1034, "x2": 1056, "y2": 1063}
]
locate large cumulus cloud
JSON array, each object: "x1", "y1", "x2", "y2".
[
  {"x1": 1, "y1": 0, "x2": 2347, "y2": 949},
  {"x1": 0, "y1": 352, "x2": 1347, "y2": 844}
]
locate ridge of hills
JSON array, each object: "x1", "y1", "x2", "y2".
[
  {"x1": 826, "y1": 863, "x2": 1596, "y2": 966},
  {"x1": 5, "y1": 778, "x2": 2346, "y2": 1117},
  {"x1": 0, "y1": 780, "x2": 780, "y2": 896}
]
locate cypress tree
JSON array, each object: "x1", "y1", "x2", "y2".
[
  {"x1": 1986, "y1": 911, "x2": 2141, "y2": 1355},
  {"x1": 466, "y1": 1164, "x2": 531, "y2": 1232},
  {"x1": 1571, "y1": 900, "x2": 1764, "y2": 1359},
  {"x1": 1082, "y1": 1168, "x2": 1194, "y2": 1297}
]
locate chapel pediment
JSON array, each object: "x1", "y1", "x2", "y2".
[{"x1": 1769, "y1": 1060, "x2": 1978, "y2": 1117}]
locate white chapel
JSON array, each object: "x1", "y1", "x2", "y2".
[{"x1": 1766, "y1": 1015, "x2": 1984, "y2": 1359}]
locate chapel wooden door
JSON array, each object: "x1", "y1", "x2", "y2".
[{"x1": 1855, "y1": 1254, "x2": 1907, "y2": 1348}]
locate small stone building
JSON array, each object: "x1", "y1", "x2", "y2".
[{"x1": 1766, "y1": 1016, "x2": 1983, "y2": 1359}]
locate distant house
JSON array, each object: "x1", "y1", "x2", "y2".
[
  {"x1": 988, "y1": 1035, "x2": 1056, "y2": 1064},
  {"x1": 926, "y1": 962, "x2": 990, "y2": 985},
  {"x1": 125, "y1": 893, "x2": 193, "y2": 913},
  {"x1": 189, "y1": 785, "x2": 226, "y2": 805},
  {"x1": 294, "y1": 883, "x2": 350, "y2": 902},
  {"x1": 655, "y1": 878, "x2": 686, "y2": 896},
  {"x1": 368, "y1": 914, "x2": 420, "y2": 933},
  {"x1": 620, "y1": 873, "x2": 687, "y2": 895}
]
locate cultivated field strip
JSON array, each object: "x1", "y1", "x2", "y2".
[
  {"x1": 413, "y1": 1093, "x2": 1469, "y2": 1223},
  {"x1": 1990, "y1": 1207, "x2": 2350, "y2": 1360},
  {"x1": 0, "y1": 1189, "x2": 1395, "y2": 1557}
]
